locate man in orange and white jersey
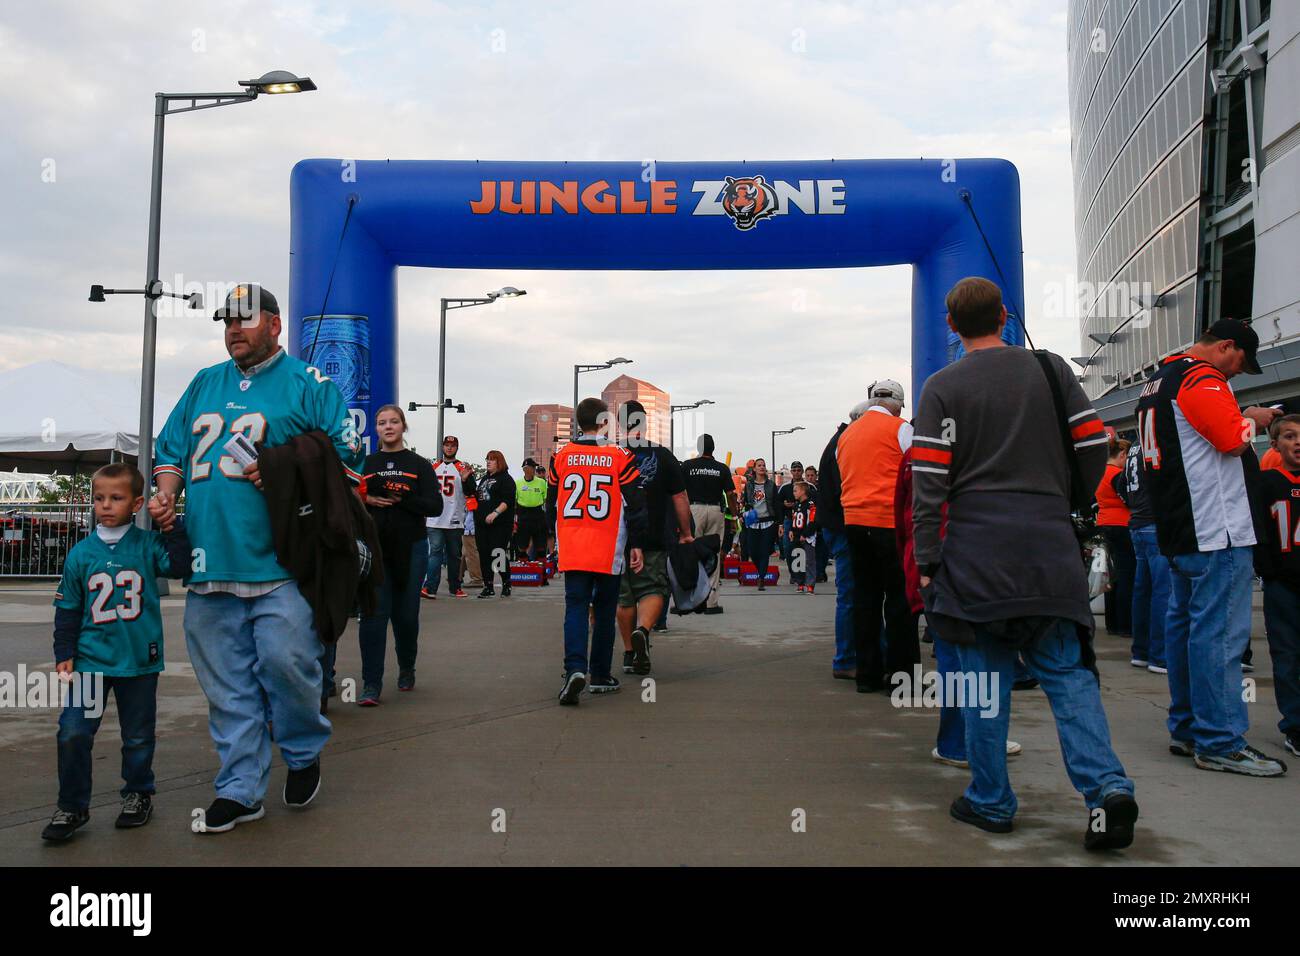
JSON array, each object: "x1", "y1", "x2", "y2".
[{"x1": 548, "y1": 397, "x2": 648, "y2": 705}]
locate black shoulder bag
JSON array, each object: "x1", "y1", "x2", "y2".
[{"x1": 1032, "y1": 350, "x2": 1097, "y2": 547}]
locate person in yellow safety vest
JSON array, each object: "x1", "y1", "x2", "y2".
[{"x1": 515, "y1": 458, "x2": 550, "y2": 578}]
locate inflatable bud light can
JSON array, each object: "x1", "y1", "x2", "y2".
[{"x1": 300, "y1": 314, "x2": 371, "y2": 407}]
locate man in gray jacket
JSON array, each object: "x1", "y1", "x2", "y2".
[{"x1": 912, "y1": 276, "x2": 1136, "y2": 851}]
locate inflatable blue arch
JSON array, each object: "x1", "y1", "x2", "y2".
[{"x1": 288, "y1": 159, "x2": 1024, "y2": 449}]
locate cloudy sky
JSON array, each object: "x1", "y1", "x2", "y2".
[{"x1": 0, "y1": 0, "x2": 1080, "y2": 472}]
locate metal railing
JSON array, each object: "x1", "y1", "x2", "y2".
[{"x1": 1, "y1": 504, "x2": 93, "y2": 578}]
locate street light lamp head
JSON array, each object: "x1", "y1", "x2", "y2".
[
  {"x1": 239, "y1": 70, "x2": 317, "y2": 95},
  {"x1": 488, "y1": 286, "x2": 526, "y2": 299},
  {"x1": 697, "y1": 399, "x2": 715, "y2": 407},
  {"x1": 407, "y1": 402, "x2": 418, "y2": 412},
  {"x1": 89, "y1": 285, "x2": 106, "y2": 303},
  {"x1": 185, "y1": 291, "x2": 204, "y2": 309},
  {"x1": 607, "y1": 357, "x2": 632, "y2": 365}
]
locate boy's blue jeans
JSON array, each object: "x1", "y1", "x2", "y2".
[
  {"x1": 954, "y1": 618, "x2": 1133, "y2": 822},
  {"x1": 1165, "y1": 546, "x2": 1252, "y2": 755},
  {"x1": 564, "y1": 570, "x2": 621, "y2": 678},
  {"x1": 821, "y1": 527, "x2": 856, "y2": 671},
  {"x1": 1130, "y1": 526, "x2": 1170, "y2": 668},
  {"x1": 1263, "y1": 579, "x2": 1300, "y2": 737},
  {"x1": 184, "y1": 581, "x2": 329, "y2": 807},
  {"x1": 57, "y1": 673, "x2": 158, "y2": 813}
]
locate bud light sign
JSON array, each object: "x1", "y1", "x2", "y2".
[{"x1": 300, "y1": 314, "x2": 371, "y2": 407}]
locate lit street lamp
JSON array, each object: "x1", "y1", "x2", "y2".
[
  {"x1": 438, "y1": 287, "x2": 526, "y2": 446},
  {"x1": 125, "y1": 70, "x2": 316, "y2": 528},
  {"x1": 573, "y1": 357, "x2": 632, "y2": 438}
]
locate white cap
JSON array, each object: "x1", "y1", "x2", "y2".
[{"x1": 869, "y1": 379, "x2": 905, "y2": 404}]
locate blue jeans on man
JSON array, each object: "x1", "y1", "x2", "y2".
[
  {"x1": 1130, "y1": 525, "x2": 1170, "y2": 668},
  {"x1": 425, "y1": 527, "x2": 464, "y2": 594},
  {"x1": 932, "y1": 630, "x2": 965, "y2": 760},
  {"x1": 1164, "y1": 546, "x2": 1252, "y2": 755},
  {"x1": 1262, "y1": 580, "x2": 1300, "y2": 738},
  {"x1": 57, "y1": 673, "x2": 158, "y2": 813},
  {"x1": 359, "y1": 538, "x2": 428, "y2": 690},
  {"x1": 564, "y1": 570, "x2": 621, "y2": 678},
  {"x1": 954, "y1": 618, "x2": 1133, "y2": 822},
  {"x1": 821, "y1": 526, "x2": 855, "y2": 671},
  {"x1": 184, "y1": 580, "x2": 329, "y2": 807}
]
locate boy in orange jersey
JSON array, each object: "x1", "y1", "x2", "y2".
[{"x1": 548, "y1": 397, "x2": 648, "y2": 705}]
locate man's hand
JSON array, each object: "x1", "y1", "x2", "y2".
[
  {"x1": 1244, "y1": 406, "x2": 1281, "y2": 432},
  {"x1": 243, "y1": 461, "x2": 263, "y2": 489},
  {"x1": 484, "y1": 511, "x2": 496, "y2": 525},
  {"x1": 678, "y1": 533, "x2": 695, "y2": 545},
  {"x1": 147, "y1": 492, "x2": 176, "y2": 531},
  {"x1": 55, "y1": 659, "x2": 74, "y2": 682},
  {"x1": 919, "y1": 575, "x2": 932, "y2": 589},
  {"x1": 456, "y1": 461, "x2": 472, "y2": 479},
  {"x1": 629, "y1": 548, "x2": 644, "y2": 573}
]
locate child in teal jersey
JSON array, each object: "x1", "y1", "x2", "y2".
[{"x1": 41, "y1": 464, "x2": 191, "y2": 842}]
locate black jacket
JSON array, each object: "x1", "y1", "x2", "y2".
[
  {"x1": 816, "y1": 423, "x2": 850, "y2": 531},
  {"x1": 362, "y1": 448, "x2": 442, "y2": 583},
  {"x1": 260, "y1": 431, "x2": 383, "y2": 644}
]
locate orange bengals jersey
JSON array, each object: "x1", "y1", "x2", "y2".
[{"x1": 548, "y1": 438, "x2": 641, "y2": 574}]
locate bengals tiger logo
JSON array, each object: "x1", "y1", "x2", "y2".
[{"x1": 721, "y1": 175, "x2": 778, "y2": 231}]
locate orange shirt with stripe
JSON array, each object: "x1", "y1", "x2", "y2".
[
  {"x1": 1095, "y1": 463, "x2": 1129, "y2": 527},
  {"x1": 548, "y1": 440, "x2": 641, "y2": 574},
  {"x1": 838, "y1": 411, "x2": 908, "y2": 528},
  {"x1": 1261, "y1": 448, "x2": 1283, "y2": 471}
]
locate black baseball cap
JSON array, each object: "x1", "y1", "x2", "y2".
[
  {"x1": 790, "y1": 460, "x2": 803, "y2": 469},
  {"x1": 522, "y1": 457, "x2": 539, "y2": 468},
  {"x1": 1207, "y1": 319, "x2": 1262, "y2": 374},
  {"x1": 213, "y1": 284, "x2": 280, "y2": 322}
]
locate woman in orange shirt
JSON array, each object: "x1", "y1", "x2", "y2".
[{"x1": 1096, "y1": 436, "x2": 1134, "y2": 639}]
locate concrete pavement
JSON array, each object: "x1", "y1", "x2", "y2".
[{"x1": 1, "y1": 574, "x2": 1296, "y2": 865}]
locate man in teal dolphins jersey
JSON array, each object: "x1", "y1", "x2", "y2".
[{"x1": 150, "y1": 284, "x2": 363, "y2": 833}]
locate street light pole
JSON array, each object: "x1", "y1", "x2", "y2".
[
  {"x1": 573, "y1": 357, "x2": 633, "y2": 438},
  {"x1": 771, "y1": 426, "x2": 805, "y2": 474},
  {"x1": 669, "y1": 399, "x2": 714, "y2": 455},
  {"x1": 437, "y1": 288, "x2": 526, "y2": 446},
  {"x1": 130, "y1": 71, "x2": 316, "y2": 529}
]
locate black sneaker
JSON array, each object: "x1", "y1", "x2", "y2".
[
  {"x1": 1286, "y1": 733, "x2": 1300, "y2": 758},
  {"x1": 1169, "y1": 738, "x2": 1194, "y2": 757},
  {"x1": 703, "y1": 606, "x2": 724, "y2": 615},
  {"x1": 558, "y1": 671, "x2": 586, "y2": 705},
  {"x1": 949, "y1": 795, "x2": 1013, "y2": 834},
  {"x1": 1012, "y1": 677, "x2": 1040, "y2": 691},
  {"x1": 477, "y1": 586, "x2": 495, "y2": 598},
  {"x1": 652, "y1": 621, "x2": 668, "y2": 632},
  {"x1": 622, "y1": 650, "x2": 636, "y2": 674},
  {"x1": 41, "y1": 808, "x2": 89, "y2": 842},
  {"x1": 285, "y1": 760, "x2": 321, "y2": 808},
  {"x1": 397, "y1": 669, "x2": 415, "y2": 692},
  {"x1": 631, "y1": 626, "x2": 651, "y2": 676},
  {"x1": 501, "y1": 585, "x2": 512, "y2": 597},
  {"x1": 1084, "y1": 791, "x2": 1138, "y2": 851},
  {"x1": 198, "y1": 798, "x2": 264, "y2": 833},
  {"x1": 115, "y1": 793, "x2": 152, "y2": 829},
  {"x1": 588, "y1": 675, "x2": 621, "y2": 694},
  {"x1": 358, "y1": 683, "x2": 381, "y2": 706}
]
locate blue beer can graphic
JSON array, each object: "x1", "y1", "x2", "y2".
[{"x1": 300, "y1": 314, "x2": 370, "y2": 406}]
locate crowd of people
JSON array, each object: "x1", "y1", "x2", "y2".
[{"x1": 39, "y1": 277, "x2": 1300, "y2": 857}]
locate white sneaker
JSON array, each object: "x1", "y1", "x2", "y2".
[
  {"x1": 1130, "y1": 659, "x2": 1149, "y2": 668},
  {"x1": 931, "y1": 741, "x2": 1021, "y2": 768},
  {"x1": 1147, "y1": 664, "x2": 1167, "y2": 674}
]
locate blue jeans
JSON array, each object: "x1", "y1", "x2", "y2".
[
  {"x1": 822, "y1": 526, "x2": 855, "y2": 670},
  {"x1": 1165, "y1": 546, "x2": 1252, "y2": 755},
  {"x1": 360, "y1": 538, "x2": 428, "y2": 689},
  {"x1": 1263, "y1": 580, "x2": 1300, "y2": 736},
  {"x1": 57, "y1": 673, "x2": 158, "y2": 812},
  {"x1": 184, "y1": 581, "x2": 330, "y2": 807},
  {"x1": 564, "y1": 570, "x2": 621, "y2": 678},
  {"x1": 1130, "y1": 526, "x2": 1170, "y2": 668},
  {"x1": 424, "y1": 527, "x2": 463, "y2": 594},
  {"x1": 932, "y1": 630, "x2": 965, "y2": 760},
  {"x1": 955, "y1": 618, "x2": 1133, "y2": 822},
  {"x1": 749, "y1": 523, "x2": 778, "y2": 583},
  {"x1": 779, "y1": 518, "x2": 792, "y2": 560}
]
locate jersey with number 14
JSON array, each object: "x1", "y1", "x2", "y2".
[
  {"x1": 549, "y1": 438, "x2": 640, "y2": 574},
  {"x1": 153, "y1": 350, "x2": 363, "y2": 584},
  {"x1": 54, "y1": 526, "x2": 175, "y2": 676}
]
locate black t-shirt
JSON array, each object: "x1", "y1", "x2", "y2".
[
  {"x1": 682, "y1": 456, "x2": 733, "y2": 507},
  {"x1": 623, "y1": 443, "x2": 686, "y2": 550}
]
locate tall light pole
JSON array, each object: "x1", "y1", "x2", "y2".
[
  {"x1": 438, "y1": 287, "x2": 525, "y2": 446},
  {"x1": 573, "y1": 357, "x2": 632, "y2": 438},
  {"x1": 134, "y1": 70, "x2": 316, "y2": 528},
  {"x1": 771, "y1": 426, "x2": 805, "y2": 473},
  {"x1": 669, "y1": 399, "x2": 714, "y2": 454}
]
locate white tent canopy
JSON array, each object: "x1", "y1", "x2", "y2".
[{"x1": 0, "y1": 361, "x2": 162, "y2": 473}]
